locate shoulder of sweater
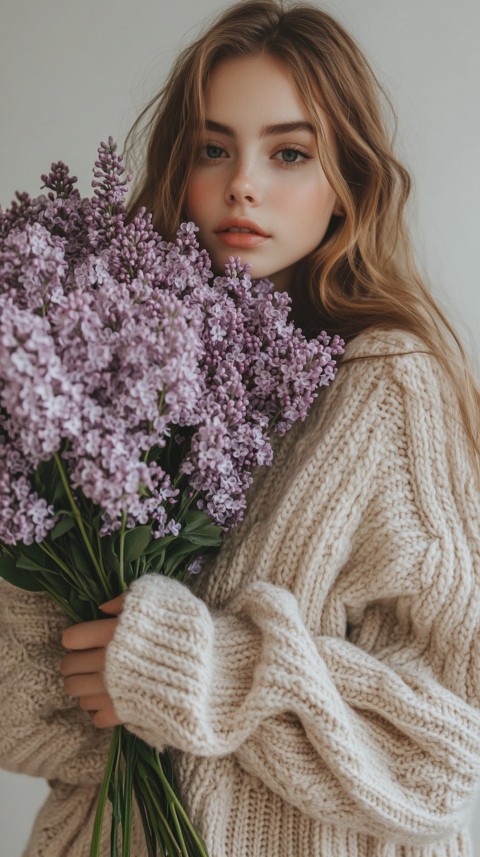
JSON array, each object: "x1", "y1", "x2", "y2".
[
  {"x1": 303, "y1": 324, "x2": 464, "y2": 463},
  {"x1": 341, "y1": 325, "x2": 431, "y2": 362},
  {"x1": 338, "y1": 325, "x2": 453, "y2": 402},
  {"x1": 329, "y1": 326, "x2": 478, "y2": 491}
]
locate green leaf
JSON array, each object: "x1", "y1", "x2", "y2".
[
  {"x1": 15, "y1": 541, "x2": 54, "y2": 572},
  {"x1": 144, "y1": 534, "x2": 176, "y2": 556},
  {"x1": 52, "y1": 474, "x2": 68, "y2": 504},
  {"x1": 145, "y1": 547, "x2": 166, "y2": 570},
  {"x1": 163, "y1": 553, "x2": 192, "y2": 578},
  {"x1": 167, "y1": 541, "x2": 199, "y2": 560},
  {"x1": 180, "y1": 531, "x2": 222, "y2": 547},
  {"x1": 50, "y1": 517, "x2": 75, "y2": 540},
  {"x1": 179, "y1": 509, "x2": 223, "y2": 547},
  {"x1": 123, "y1": 526, "x2": 152, "y2": 565},
  {"x1": 0, "y1": 554, "x2": 45, "y2": 591},
  {"x1": 32, "y1": 470, "x2": 46, "y2": 496},
  {"x1": 33, "y1": 458, "x2": 60, "y2": 502},
  {"x1": 16, "y1": 554, "x2": 49, "y2": 572},
  {"x1": 101, "y1": 533, "x2": 120, "y2": 558},
  {"x1": 194, "y1": 523, "x2": 223, "y2": 536},
  {"x1": 16, "y1": 541, "x2": 48, "y2": 563},
  {"x1": 182, "y1": 509, "x2": 213, "y2": 532},
  {"x1": 91, "y1": 514, "x2": 102, "y2": 530},
  {"x1": 69, "y1": 540, "x2": 95, "y2": 576},
  {"x1": 109, "y1": 554, "x2": 121, "y2": 576},
  {"x1": 41, "y1": 569, "x2": 72, "y2": 599},
  {"x1": 97, "y1": 534, "x2": 120, "y2": 579},
  {"x1": 68, "y1": 594, "x2": 92, "y2": 621}
]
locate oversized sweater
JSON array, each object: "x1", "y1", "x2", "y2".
[{"x1": 1, "y1": 326, "x2": 480, "y2": 857}]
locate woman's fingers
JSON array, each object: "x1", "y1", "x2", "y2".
[
  {"x1": 78, "y1": 692, "x2": 111, "y2": 712},
  {"x1": 99, "y1": 593, "x2": 126, "y2": 614},
  {"x1": 63, "y1": 671, "x2": 105, "y2": 697},
  {"x1": 60, "y1": 647, "x2": 105, "y2": 677},
  {"x1": 59, "y1": 611, "x2": 124, "y2": 728},
  {"x1": 77, "y1": 692, "x2": 122, "y2": 728},
  {"x1": 62, "y1": 617, "x2": 118, "y2": 651},
  {"x1": 91, "y1": 708, "x2": 122, "y2": 729}
]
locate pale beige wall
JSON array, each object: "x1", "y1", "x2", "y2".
[{"x1": 1, "y1": 1, "x2": 479, "y2": 855}]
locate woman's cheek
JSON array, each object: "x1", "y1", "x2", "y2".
[{"x1": 185, "y1": 174, "x2": 211, "y2": 226}]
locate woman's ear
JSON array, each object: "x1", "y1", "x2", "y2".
[{"x1": 333, "y1": 199, "x2": 345, "y2": 218}]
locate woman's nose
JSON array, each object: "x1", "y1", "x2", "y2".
[{"x1": 225, "y1": 165, "x2": 260, "y2": 205}]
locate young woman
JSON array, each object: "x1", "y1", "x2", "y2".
[{"x1": 1, "y1": 2, "x2": 480, "y2": 855}]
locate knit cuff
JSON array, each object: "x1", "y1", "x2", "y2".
[{"x1": 104, "y1": 573, "x2": 261, "y2": 755}]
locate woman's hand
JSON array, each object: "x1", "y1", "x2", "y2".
[{"x1": 60, "y1": 594, "x2": 126, "y2": 729}]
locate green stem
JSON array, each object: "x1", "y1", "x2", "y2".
[
  {"x1": 53, "y1": 453, "x2": 110, "y2": 595},
  {"x1": 38, "y1": 541, "x2": 85, "y2": 593},
  {"x1": 110, "y1": 734, "x2": 123, "y2": 857},
  {"x1": 118, "y1": 511, "x2": 127, "y2": 592},
  {"x1": 89, "y1": 726, "x2": 121, "y2": 857},
  {"x1": 40, "y1": 580, "x2": 80, "y2": 622},
  {"x1": 157, "y1": 389, "x2": 165, "y2": 417},
  {"x1": 153, "y1": 749, "x2": 208, "y2": 856},
  {"x1": 95, "y1": 528, "x2": 109, "y2": 587},
  {"x1": 121, "y1": 733, "x2": 135, "y2": 857},
  {"x1": 136, "y1": 767, "x2": 180, "y2": 856},
  {"x1": 170, "y1": 804, "x2": 189, "y2": 857},
  {"x1": 176, "y1": 490, "x2": 200, "y2": 523},
  {"x1": 0, "y1": 545, "x2": 14, "y2": 559},
  {"x1": 132, "y1": 780, "x2": 157, "y2": 857}
]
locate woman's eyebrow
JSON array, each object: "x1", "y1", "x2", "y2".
[{"x1": 205, "y1": 119, "x2": 316, "y2": 137}]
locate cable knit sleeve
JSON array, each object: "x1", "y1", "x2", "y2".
[
  {"x1": 103, "y1": 331, "x2": 480, "y2": 845},
  {"x1": 0, "y1": 580, "x2": 111, "y2": 784}
]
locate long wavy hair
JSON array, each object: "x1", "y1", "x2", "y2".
[{"x1": 124, "y1": 0, "x2": 480, "y2": 479}]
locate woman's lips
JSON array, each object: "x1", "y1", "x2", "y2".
[
  {"x1": 213, "y1": 218, "x2": 270, "y2": 248},
  {"x1": 215, "y1": 231, "x2": 270, "y2": 248}
]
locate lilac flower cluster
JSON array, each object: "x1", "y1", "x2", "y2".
[
  {"x1": 157, "y1": 227, "x2": 344, "y2": 523},
  {"x1": 0, "y1": 139, "x2": 344, "y2": 543},
  {"x1": 0, "y1": 411, "x2": 55, "y2": 545}
]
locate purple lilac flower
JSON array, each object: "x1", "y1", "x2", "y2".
[
  {"x1": 85, "y1": 138, "x2": 131, "y2": 250},
  {"x1": 0, "y1": 222, "x2": 68, "y2": 310},
  {"x1": 169, "y1": 237, "x2": 343, "y2": 525},
  {"x1": 0, "y1": 296, "x2": 82, "y2": 464},
  {"x1": 0, "y1": 417, "x2": 55, "y2": 545},
  {"x1": 0, "y1": 139, "x2": 344, "y2": 542}
]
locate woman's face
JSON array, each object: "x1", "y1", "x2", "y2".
[{"x1": 186, "y1": 53, "x2": 343, "y2": 294}]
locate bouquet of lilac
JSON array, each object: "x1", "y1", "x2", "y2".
[{"x1": 0, "y1": 139, "x2": 345, "y2": 857}]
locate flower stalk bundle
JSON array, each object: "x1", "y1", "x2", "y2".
[{"x1": 0, "y1": 139, "x2": 345, "y2": 856}]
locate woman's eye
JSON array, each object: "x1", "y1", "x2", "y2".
[
  {"x1": 204, "y1": 144, "x2": 226, "y2": 160},
  {"x1": 274, "y1": 147, "x2": 310, "y2": 166}
]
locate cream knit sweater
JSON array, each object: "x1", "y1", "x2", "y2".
[{"x1": 1, "y1": 326, "x2": 480, "y2": 857}]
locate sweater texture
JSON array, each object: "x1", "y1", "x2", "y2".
[{"x1": 1, "y1": 326, "x2": 480, "y2": 857}]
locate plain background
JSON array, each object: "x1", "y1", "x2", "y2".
[{"x1": 1, "y1": 1, "x2": 479, "y2": 854}]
